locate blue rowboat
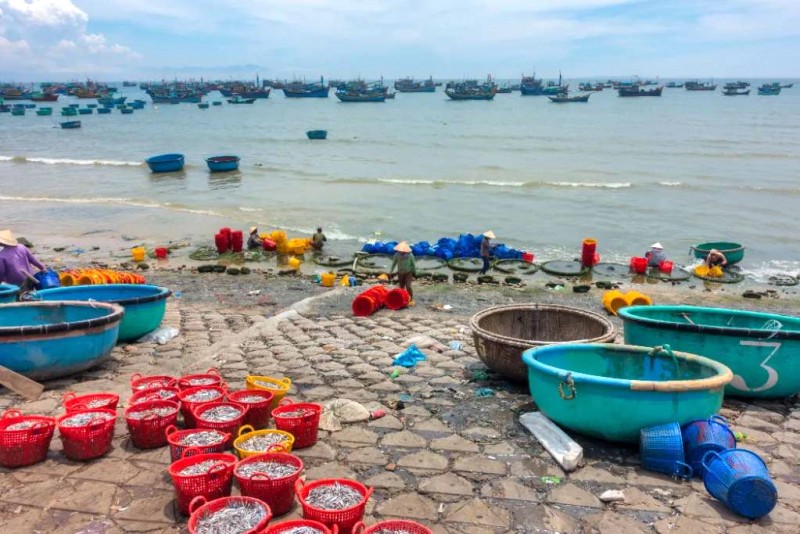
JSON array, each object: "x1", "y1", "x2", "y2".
[
  {"x1": 306, "y1": 130, "x2": 328, "y2": 140},
  {"x1": 690, "y1": 242, "x2": 745, "y2": 265},
  {"x1": 146, "y1": 153, "x2": 185, "y2": 173},
  {"x1": 97, "y1": 107, "x2": 111, "y2": 114},
  {"x1": 0, "y1": 283, "x2": 19, "y2": 303},
  {"x1": 60, "y1": 121, "x2": 81, "y2": 129},
  {"x1": 120, "y1": 107, "x2": 134, "y2": 114},
  {"x1": 78, "y1": 108, "x2": 92, "y2": 115},
  {"x1": 198, "y1": 103, "x2": 210, "y2": 109},
  {"x1": 0, "y1": 301, "x2": 124, "y2": 380},
  {"x1": 620, "y1": 305, "x2": 800, "y2": 398},
  {"x1": 522, "y1": 344, "x2": 732, "y2": 442},
  {"x1": 205, "y1": 155, "x2": 240, "y2": 172},
  {"x1": 32, "y1": 284, "x2": 171, "y2": 342},
  {"x1": 129, "y1": 101, "x2": 145, "y2": 109}
]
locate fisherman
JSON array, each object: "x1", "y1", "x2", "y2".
[
  {"x1": 645, "y1": 242, "x2": 667, "y2": 267},
  {"x1": 389, "y1": 241, "x2": 416, "y2": 305},
  {"x1": 705, "y1": 249, "x2": 727, "y2": 268},
  {"x1": 247, "y1": 226, "x2": 262, "y2": 249},
  {"x1": 0, "y1": 229, "x2": 46, "y2": 292},
  {"x1": 311, "y1": 227, "x2": 327, "y2": 252},
  {"x1": 480, "y1": 230, "x2": 496, "y2": 274}
]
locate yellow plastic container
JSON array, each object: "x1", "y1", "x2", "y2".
[
  {"x1": 602, "y1": 290, "x2": 629, "y2": 315},
  {"x1": 233, "y1": 426, "x2": 294, "y2": 459},
  {"x1": 59, "y1": 272, "x2": 77, "y2": 286},
  {"x1": 131, "y1": 247, "x2": 146, "y2": 262},
  {"x1": 625, "y1": 290, "x2": 653, "y2": 307},
  {"x1": 245, "y1": 376, "x2": 292, "y2": 408},
  {"x1": 708, "y1": 266, "x2": 724, "y2": 278},
  {"x1": 287, "y1": 257, "x2": 301, "y2": 269},
  {"x1": 321, "y1": 272, "x2": 336, "y2": 287},
  {"x1": 694, "y1": 265, "x2": 710, "y2": 277}
]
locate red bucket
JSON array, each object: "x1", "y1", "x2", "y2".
[
  {"x1": 227, "y1": 389, "x2": 275, "y2": 430},
  {"x1": 62, "y1": 392, "x2": 120, "y2": 413},
  {"x1": 57, "y1": 409, "x2": 117, "y2": 461},
  {"x1": 659, "y1": 260, "x2": 674, "y2": 274},
  {"x1": 352, "y1": 295, "x2": 377, "y2": 317},
  {"x1": 354, "y1": 520, "x2": 434, "y2": 534},
  {"x1": 194, "y1": 402, "x2": 248, "y2": 446},
  {"x1": 219, "y1": 227, "x2": 232, "y2": 237},
  {"x1": 629, "y1": 256, "x2": 648, "y2": 274},
  {"x1": 168, "y1": 450, "x2": 237, "y2": 516},
  {"x1": 155, "y1": 247, "x2": 168, "y2": 259},
  {"x1": 178, "y1": 368, "x2": 224, "y2": 391},
  {"x1": 178, "y1": 386, "x2": 227, "y2": 428},
  {"x1": 267, "y1": 520, "x2": 336, "y2": 533},
  {"x1": 581, "y1": 238, "x2": 597, "y2": 267},
  {"x1": 231, "y1": 231, "x2": 244, "y2": 253},
  {"x1": 188, "y1": 495, "x2": 272, "y2": 534},
  {"x1": 235, "y1": 452, "x2": 304, "y2": 517},
  {"x1": 165, "y1": 426, "x2": 230, "y2": 463},
  {"x1": 124, "y1": 400, "x2": 180, "y2": 449},
  {"x1": 0, "y1": 410, "x2": 56, "y2": 468},
  {"x1": 271, "y1": 402, "x2": 321, "y2": 449},
  {"x1": 130, "y1": 373, "x2": 177, "y2": 393},
  {"x1": 522, "y1": 251, "x2": 535, "y2": 263},
  {"x1": 262, "y1": 238, "x2": 277, "y2": 251},
  {"x1": 385, "y1": 288, "x2": 410, "y2": 310},
  {"x1": 214, "y1": 233, "x2": 229, "y2": 254},
  {"x1": 296, "y1": 478, "x2": 373, "y2": 534},
  {"x1": 129, "y1": 386, "x2": 180, "y2": 406}
]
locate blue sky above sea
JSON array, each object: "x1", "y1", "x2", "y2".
[{"x1": 1, "y1": 0, "x2": 798, "y2": 81}]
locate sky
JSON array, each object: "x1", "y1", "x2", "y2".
[{"x1": 1, "y1": 0, "x2": 799, "y2": 81}]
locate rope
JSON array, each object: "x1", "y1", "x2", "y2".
[{"x1": 558, "y1": 372, "x2": 576, "y2": 400}]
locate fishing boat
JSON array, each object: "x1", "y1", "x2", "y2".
[
  {"x1": 61, "y1": 107, "x2": 78, "y2": 116},
  {"x1": 618, "y1": 85, "x2": 663, "y2": 97},
  {"x1": 665, "y1": 81, "x2": 685, "y2": 88},
  {"x1": 620, "y1": 305, "x2": 800, "y2": 398},
  {"x1": 445, "y1": 77, "x2": 497, "y2": 100},
  {"x1": 548, "y1": 93, "x2": 591, "y2": 103},
  {"x1": 306, "y1": 130, "x2": 328, "y2": 140},
  {"x1": 11, "y1": 107, "x2": 25, "y2": 116},
  {"x1": 129, "y1": 101, "x2": 145, "y2": 109},
  {"x1": 723, "y1": 88, "x2": 750, "y2": 96},
  {"x1": 206, "y1": 155, "x2": 241, "y2": 173},
  {"x1": 724, "y1": 81, "x2": 750, "y2": 90},
  {"x1": 385, "y1": 91, "x2": 396, "y2": 99},
  {"x1": 227, "y1": 95, "x2": 256, "y2": 104},
  {"x1": 120, "y1": 107, "x2": 134, "y2": 114},
  {"x1": 283, "y1": 77, "x2": 330, "y2": 98},
  {"x1": 219, "y1": 84, "x2": 270, "y2": 99},
  {"x1": 36, "y1": 107, "x2": 53, "y2": 116},
  {"x1": 30, "y1": 92, "x2": 58, "y2": 102},
  {"x1": 146, "y1": 153, "x2": 185, "y2": 173},
  {"x1": 0, "y1": 283, "x2": 19, "y2": 303},
  {"x1": 78, "y1": 108, "x2": 93, "y2": 115},
  {"x1": 98, "y1": 95, "x2": 127, "y2": 106},
  {"x1": 520, "y1": 73, "x2": 545, "y2": 95},
  {"x1": 335, "y1": 80, "x2": 387, "y2": 102},
  {"x1": 781, "y1": 83, "x2": 794, "y2": 88},
  {"x1": 685, "y1": 81, "x2": 718, "y2": 91},
  {"x1": 758, "y1": 84, "x2": 782, "y2": 95},
  {"x1": 495, "y1": 85, "x2": 513, "y2": 94},
  {"x1": 212, "y1": 101, "x2": 222, "y2": 106},
  {"x1": 198, "y1": 102, "x2": 209, "y2": 109},
  {"x1": 97, "y1": 107, "x2": 111, "y2": 114},
  {"x1": 578, "y1": 82, "x2": 602, "y2": 92},
  {"x1": 60, "y1": 121, "x2": 81, "y2": 129},
  {"x1": 394, "y1": 77, "x2": 436, "y2": 93}
]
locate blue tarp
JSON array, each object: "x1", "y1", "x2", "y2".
[{"x1": 363, "y1": 233, "x2": 524, "y2": 259}]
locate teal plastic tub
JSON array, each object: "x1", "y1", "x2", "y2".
[{"x1": 522, "y1": 344, "x2": 732, "y2": 443}]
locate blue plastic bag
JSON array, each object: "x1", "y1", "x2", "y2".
[{"x1": 392, "y1": 344, "x2": 427, "y2": 367}]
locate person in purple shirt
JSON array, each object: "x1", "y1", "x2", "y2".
[{"x1": 0, "y1": 229, "x2": 46, "y2": 292}]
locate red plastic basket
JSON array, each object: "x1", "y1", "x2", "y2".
[
  {"x1": 235, "y1": 452, "x2": 304, "y2": 516},
  {"x1": 194, "y1": 402, "x2": 248, "y2": 447},
  {"x1": 130, "y1": 373, "x2": 177, "y2": 392},
  {"x1": 296, "y1": 478, "x2": 373, "y2": 534},
  {"x1": 272, "y1": 402, "x2": 321, "y2": 449},
  {"x1": 124, "y1": 400, "x2": 179, "y2": 449},
  {"x1": 179, "y1": 386, "x2": 228, "y2": 428},
  {"x1": 354, "y1": 520, "x2": 433, "y2": 534},
  {"x1": 62, "y1": 392, "x2": 120, "y2": 413},
  {"x1": 165, "y1": 425, "x2": 230, "y2": 463},
  {"x1": 0, "y1": 410, "x2": 56, "y2": 468},
  {"x1": 178, "y1": 368, "x2": 224, "y2": 390},
  {"x1": 188, "y1": 495, "x2": 272, "y2": 534},
  {"x1": 267, "y1": 519, "x2": 337, "y2": 533},
  {"x1": 168, "y1": 450, "x2": 237, "y2": 515},
  {"x1": 56, "y1": 408, "x2": 117, "y2": 461},
  {"x1": 129, "y1": 386, "x2": 181, "y2": 406},
  {"x1": 228, "y1": 389, "x2": 275, "y2": 430}
]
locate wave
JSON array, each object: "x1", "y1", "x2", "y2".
[
  {"x1": 333, "y1": 177, "x2": 632, "y2": 189},
  {"x1": 270, "y1": 223, "x2": 364, "y2": 242},
  {"x1": 742, "y1": 260, "x2": 800, "y2": 283},
  {"x1": 0, "y1": 155, "x2": 142, "y2": 167},
  {"x1": 659, "y1": 181, "x2": 682, "y2": 187},
  {"x1": 548, "y1": 181, "x2": 631, "y2": 189},
  {"x1": 238, "y1": 207, "x2": 261, "y2": 212},
  {"x1": 0, "y1": 194, "x2": 224, "y2": 218}
]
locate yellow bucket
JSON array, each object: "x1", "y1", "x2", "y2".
[
  {"x1": 132, "y1": 247, "x2": 146, "y2": 262},
  {"x1": 602, "y1": 290, "x2": 628, "y2": 315},
  {"x1": 245, "y1": 376, "x2": 292, "y2": 408},
  {"x1": 321, "y1": 272, "x2": 336, "y2": 287},
  {"x1": 287, "y1": 257, "x2": 301, "y2": 269},
  {"x1": 233, "y1": 425, "x2": 294, "y2": 459},
  {"x1": 625, "y1": 290, "x2": 652, "y2": 307}
]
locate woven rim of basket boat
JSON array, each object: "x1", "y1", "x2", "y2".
[{"x1": 0, "y1": 300, "x2": 124, "y2": 338}]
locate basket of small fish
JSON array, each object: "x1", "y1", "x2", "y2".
[
  {"x1": 180, "y1": 386, "x2": 228, "y2": 428},
  {"x1": 245, "y1": 376, "x2": 292, "y2": 408},
  {"x1": 228, "y1": 389, "x2": 276, "y2": 430},
  {"x1": 235, "y1": 452, "x2": 304, "y2": 516},
  {"x1": 62, "y1": 392, "x2": 120, "y2": 413},
  {"x1": 234, "y1": 426, "x2": 295, "y2": 459},
  {"x1": 188, "y1": 495, "x2": 272, "y2": 534},
  {"x1": 168, "y1": 449, "x2": 238, "y2": 515},
  {"x1": 353, "y1": 519, "x2": 434, "y2": 534},
  {"x1": 295, "y1": 478, "x2": 373, "y2": 534},
  {"x1": 272, "y1": 402, "x2": 321, "y2": 449},
  {"x1": 178, "y1": 368, "x2": 225, "y2": 391},
  {"x1": 130, "y1": 373, "x2": 177, "y2": 392},
  {"x1": 166, "y1": 426, "x2": 230, "y2": 463},
  {"x1": 194, "y1": 402, "x2": 248, "y2": 446},
  {"x1": 0, "y1": 410, "x2": 56, "y2": 468},
  {"x1": 124, "y1": 399, "x2": 180, "y2": 449},
  {"x1": 56, "y1": 408, "x2": 117, "y2": 461},
  {"x1": 130, "y1": 385, "x2": 181, "y2": 406},
  {"x1": 266, "y1": 519, "x2": 337, "y2": 533}
]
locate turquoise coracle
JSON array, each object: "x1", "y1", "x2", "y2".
[
  {"x1": 0, "y1": 283, "x2": 19, "y2": 303},
  {"x1": 522, "y1": 344, "x2": 732, "y2": 443},
  {"x1": 620, "y1": 305, "x2": 800, "y2": 398},
  {"x1": 32, "y1": 284, "x2": 171, "y2": 342}
]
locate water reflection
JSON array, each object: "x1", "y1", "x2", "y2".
[{"x1": 209, "y1": 171, "x2": 242, "y2": 190}]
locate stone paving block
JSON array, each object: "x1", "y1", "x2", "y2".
[
  {"x1": 481, "y1": 479, "x2": 539, "y2": 502},
  {"x1": 369, "y1": 381, "x2": 403, "y2": 392},
  {"x1": 402, "y1": 406, "x2": 432, "y2": 418},
  {"x1": 774, "y1": 431, "x2": 800, "y2": 446},
  {"x1": 113, "y1": 489, "x2": 176, "y2": 524},
  {"x1": 376, "y1": 493, "x2": 439, "y2": 520},
  {"x1": 654, "y1": 515, "x2": 726, "y2": 534},
  {"x1": 70, "y1": 458, "x2": 141, "y2": 484},
  {"x1": 368, "y1": 414, "x2": 405, "y2": 430},
  {"x1": 364, "y1": 472, "x2": 407, "y2": 490},
  {"x1": 586, "y1": 511, "x2": 651, "y2": 533},
  {"x1": 462, "y1": 427, "x2": 501, "y2": 442},
  {"x1": 293, "y1": 442, "x2": 336, "y2": 461},
  {"x1": 397, "y1": 451, "x2": 449, "y2": 472},
  {"x1": 430, "y1": 434, "x2": 479, "y2": 453},
  {"x1": 569, "y1": 465, "x2": 627, "y2": 485},
  {"x1": 331, "y1": 427, "x2": 379, "y2": 445},
  {"x1": 673, "y1": 493, "x2": 743, "y2": 526},
  {"x1": 445, "y1": 498, "x2": 510, "y2": 528},
  {"x1": 305, "y1": 462, "x2": 357, "y2": 481},
  {"x1": 547, "y1": 483, "x2": 603, "y2": 508},
  {"x1": 413, "y1": 419, "x2": 452, "y2": 434},
  {"x1": 419, "y1": 473, "x2": 474, "y2": 496},
  {"x1": 346, "y1": 447, "x2": 388, "y2": 466},
  {"x1": 616, "y1": 487, "x2": 671, "y2": 513},
  {"x1": 302, "y1": 386, "x2": 337, "y2": 399},
  {"x1": 381, "y1": 430, "x2": 427, "y2": 448},
  {"x1": 453, "y1": 455, "x2": 506, "y2": 475}
]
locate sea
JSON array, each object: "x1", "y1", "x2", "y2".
[{"x1": 1, "y1": 79, "x2": 799, "y2": 280}]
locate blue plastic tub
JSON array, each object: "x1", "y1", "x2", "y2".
[
  {"x1": 205, "y1": 155, "x2": 240, "y2": 172},
  {"x1": 146, "y1": 153, "x2": 185, "y2": 173},
  {"x1": 682, "y1": 415, "x2": 736, "y2": 476},
  {"x1": 32, "y1": 284, "x2": 171, "y2": 342},
  {"x1": 701, "y1": 449, "x2": 777, "y2": 519},
  {"x1": 0, "y1": 283, "x2": 19, "y2": 303},
  {"x1": 0, "y1": 301, "x2": 123, "y2": 380},
  {"x1": 640, "y1": 423, "x2": 693, "y2": 478}
]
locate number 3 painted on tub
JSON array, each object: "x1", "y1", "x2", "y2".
[{"x1": 730, "y1": 341, "x2": 781, "y2": 392}]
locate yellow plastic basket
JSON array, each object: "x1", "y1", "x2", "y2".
[
  {"x1": 233, "y1": 425, "x2": 294, "y2": 459},
  {"x1": 245, "y1": 376, "x2": 292, "y2": 408}
]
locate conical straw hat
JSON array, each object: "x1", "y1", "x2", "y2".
[
  {"x1": 0, "y1": 230, "x2": 18, "y2": 247},
  {"x1": 483, "y1": 231, "x2": 496, "y2": 239},
  {"x1": 394, "y1": 241, "x2": 411, "y2": 253}
]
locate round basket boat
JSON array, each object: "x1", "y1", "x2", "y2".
[
  {"x1": 146, "y1": 153, "x2": 184, "y2": 173},
  {"x1": 522, "y1": 343, "x2": 733, "y2": 442},
  {"x1": 0, "y1": 283, "x2": 19, "y2": 303},
  {"x1": 470, "y1": 304, "x2": 615, "y2": 382},
  {"x1": 690, "y1": 242, "x2": 745, "y2": 266}
]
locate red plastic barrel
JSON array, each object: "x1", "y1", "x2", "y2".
[
  {"x1": 630, "y1": 257, "x2": 648, "y2": 274},
  {"x1": 522, "y1": 252, "x2": 535, "y2": 263},
  {"x1": 581, "y1": 238, "x2": 597, "y2": 267},
  {"x1": 352, "y1": 285, "x2": 391, "y2": 317},
  {"x1": 230, "y1": 231, "x2": 244, "y2": 253},
  {"x1": 262, "y1": 238, "x2": 277, "y2": 251},
  {"x1": 219, "y1": 227, "x2": 231, "y2": 237},
  {"x1": 214, "y1": 233, "x2": 229, "y2": 254},
  {"x1": 386, "y1": 288, "x2": 410, "y2": 310},
  {"x1": 659, "y1": 260, "x2": 674, "y2": 274},
  {"x1": 155, "y1": 247, "x2": 168, "y2": 259}
]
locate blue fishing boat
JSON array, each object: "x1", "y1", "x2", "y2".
[
  {"x1": 283, "y1": 77, "x2": 330, "y2": 98},
  {"x1": 306, "y1": 130, "x2": 328, "y2": 140},
  {"x1": 36, "y1": 107, "x2": 53, "y2": 116},
  {"x1": 87, "y1": 103, "x2": 98, "y2": 108},
  {"x1": 522, "y1": 344, "x2": 732, "y2": 442},
  {"x1": 758, "y1": 85, "x2": 781, "y2": 95},
  {"x1": 548, "y1": 93, "x2": 591, "y2": 103},
  {"x1": 335, "y1": 80, "x2": 387, "y2": 102},
  {"x1": 198, "y1": 102, "x2": 210, "y2": 109},
  {"x1": 11, "y1": 107, "x2": 24, "y2": 116},
  {"x1": 97, "y1": 107, "x2": 111, "y2": 114},
  {"x1": 206, "y1": 155, "x2": 240, "y2": 172},
  {"x1": 32, "y1": 284, "x2": 171, "y2": 342},
  {"x1": 146, "y1": 153, "x2": 185, "y2": 173},
  {"x1": 0, "y1": 301, "x2": 124, "y2": 380},
  {"x1": 60, "y1": 120, "x2": 81, "y2": 129},
  {"x1": 690, "y1": 242, "x2": 745, "y2": 265},
  {"x1": 78, "y1": 108, "x2": 92, "y2": 115},
  {"x1": 150, "y1": 92, "x2": 203, "y2": 104},
  {"x1": 0, "y1": 283, "x2": 19, "y2": 303},
  {"x1": 129, "y1": 101, "x2": 145, "y2": 109},
  {"x1": 619, "y1": 86, "x2": 663, "y2": 97},
  {"x1": 445, "y1": 78, "x2": 497, "y2": 100},
  {"x1": 686, "y1": 81, "x2": 717, "y2": 91},
  {"x1": 620, "y1": 305, "x2": 800, "y2": 398},
  {"x1": 61, "y1": 107, "x2": 78, "y2": 116},
  {"x1": 394, "y1": 77, "x2": 436, "y2": 93},
  {"x1": 212, "y1": 101, "x2": 222, "y2": 106},
  {"x1": 120, "y1": 107, "x2": 134, "y2": 114},
  {"x1": 98, "y1": 95, "x2": 127, "y2": 106},
  {"x1": 227, "y1": 95, "x2": 256, "y2": 104}
]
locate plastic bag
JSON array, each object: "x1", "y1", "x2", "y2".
[
  {"x1": 136, "y1": 326, "x2": 179, "y2": 345},
  {"x1": 392, "y1": 344, "x2": 427, "y2": 367}
]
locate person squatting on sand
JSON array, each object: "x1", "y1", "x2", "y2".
[
  {"x1": 645, "y1": 242, "x2": 667, "y2": 267},
  {"x1": 0, "y1": 229, "x2": 47, "y2": 292},
  {"x1": 311, "y1": 227, "x2": 327, "y2": 251},
  {"x1": 247, "y1": 226, "x2": 262, "y2": 250}
]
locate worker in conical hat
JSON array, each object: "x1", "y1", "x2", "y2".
[
  {"x1": 247, "y1": 226, "x2": 262, "y2": 250},
  {"x1": 390, "y1": 241, "x2": 416, "y2": 305},
  {"x1": 480, "y1": 231, "x2": 496, "y2": 274},
  {"x1": 0, "y1": 229, "x2": 47, "y2": 293},
  {"x1": 645, "y1": 242, "x2": 667, "y2": 267}
]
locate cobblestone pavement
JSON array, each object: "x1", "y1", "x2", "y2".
[{"x1": 1, "y1": 299, "x2": 798, "y2": 533}]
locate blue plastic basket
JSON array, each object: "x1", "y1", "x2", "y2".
[
  {"x1": 701, "y1": 449, "x2": 777, "y2": 519},
  {"x1": 682, "y1": 415, "x2": 736, "y2": 476},
  {"x1": 640, "y1": 422, "x2": 693, "y2": 479}
]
